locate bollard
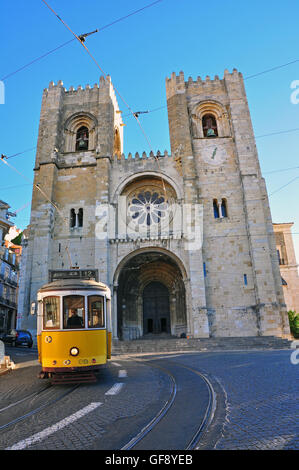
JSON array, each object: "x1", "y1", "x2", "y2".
[{"x1": 0, "y1": 340, "x2": 15, "y2": 371}]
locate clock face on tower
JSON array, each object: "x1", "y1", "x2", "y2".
[{"x1": 201, "y1": 144, "x2": 228, "y2": 166}]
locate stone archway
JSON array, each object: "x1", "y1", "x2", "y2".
[{"x1": 116, "y1": 250, "x2": 187, "y2": 340}]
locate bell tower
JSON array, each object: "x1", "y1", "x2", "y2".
[
  {"x1": 165, "y1": 71, "x2": 209, "y2": 338},
  {"x1": 165, "y1": 69, "x2": 289, "y2": 338},
  {"x1": 18, "y1": 76, "x2": 123, "y2": 330}
]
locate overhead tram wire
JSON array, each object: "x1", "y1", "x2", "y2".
[
  {"x1": 244, "y1": 58, "x2": 299, "y2": 80},
  {"x1": 2, "y1": 143, "x2": 299, "y2": 176},
  {"x1": 2, "y1": 154, "x2": 299, "y2": 263},
  {"x1": 1, "y1": 1, "x2": 163, "y2": 82},
  {"x1": 1, "y1": 159, "x2": 298, "y2": 195},
  {"x1": 123, "y1": 105, "x2": 167, "y2": 118},
  {"x1": 1, "y1": 89, "x2": 298, "y2": 264},
  {"x1": 3, "y1": 4, "x2": 299, "y2": 248},
  {"x1": 1, "y1": 39, "x2": 74, "y2": 82},
  {"x1": 39, "y1": 0, "x2": 154, "y2": 140},
  {"x1": 4, "y1": 147, "x2": 37, "y2": 159},
  {"x1": 269, "y1": 175, "x2": 299, "y2": 196},
  {"x1": 0, "y1": 157, "x2": 73, "y2": 267},
  {"x1": 0, "y1": 183, "x2": 33, "y2": 191},
  {"x1": 121, "y1": 56, "x2": 299, "y2": 119},
  {"x1": 40, "y1": 0, "x2": 299, "y2": 208},
  {"x1": 3, "y1": 122, "x2": 299, "y2": 162},
  {"x1": 3, "y1": 0, "x2": 299, "y2": 125},
  {"x1": 2, "y1": 154, "x2": 299, "y2": 266},
  {"x1": 264, "y1": 165, "x2": 299, "y2": 175},
  {"x1": 1, "y1": 0, "x2": 298, "y2": 87},
  {"x1": 1, "y1": 0, "x2": 168, "y2": 268},
  {"x1": 256, "y1": 128, "x2": 299, "y2": 139},
  {"x1": 40, "y1": 0, "x2": 169, "y2": 199}
]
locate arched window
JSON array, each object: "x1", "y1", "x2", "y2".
[
  {"x1": 70, "y1": 208, "x2": 83, "y2": 228},
  {"x1": 75, "y1": 126, "x2": 89, "y2": 151},
  {"x1": 221, "y1": 199, "x2": 228, "y2": 218},
  {"x1": 70, "y1": 208, "x2": 76, "y2": 228},
  {"x1": 202, "y1": 114, "x2": 218, "y2": 138},
  {"x1": 213, "y1": 199, "x2": 220, "y2": 218},
  {"x1": 64, "y1": 113, "x2": 97, "y2": 152},
  {"x1": 213, "y1": 199, "x2": 228, "y2": 219},
  {"x1": 78, "y1": 208, "x2": 83, "y2": 228}
]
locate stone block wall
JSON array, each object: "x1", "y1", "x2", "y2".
[{"x1": 18, "y1": 70, "x2": 290, "y2": 340}]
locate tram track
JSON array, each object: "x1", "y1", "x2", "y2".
[
  {"x1": 121, "y1": 358, "x2": 217, "y2": 450},
  {"x1": 0, "y1": 383, "x2": 80, "y2": 432},
  {"x1": 1, "y1": 356, "x2": 219, "y2": 450},
  {"x1": 0, "y1": 384, "x2": 52, "y2": 414},
  {"x1": 121, "y1": 363, "x2": 177, "y2": 450},
  {"x1": 182, "y1": 365, "x2": 216, "y2": 450}
]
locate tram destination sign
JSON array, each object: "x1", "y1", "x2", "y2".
[{"x1": 49, "y1": 269, "x2": 99, "y2": 282}]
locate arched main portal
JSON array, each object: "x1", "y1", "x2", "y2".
[{"x1": 116, "y1": 250, "x2": 187, "y2": 340}]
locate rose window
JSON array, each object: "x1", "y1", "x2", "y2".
[{"x1": 128, "y1": 190, "x2": 169, "y2": 226}]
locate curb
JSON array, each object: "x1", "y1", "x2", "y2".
[
  {"x1": 111, "y1": 347, "x2": 292, "y2": 357},
  {"x1": 0, "y1": 359, "x2": 40, "y2": 376},
  {"x1": 15, "y1": 360, "x2": 40, "y2": 369}
]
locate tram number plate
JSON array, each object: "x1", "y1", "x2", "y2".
[
  {"x1": 79, "y1": 359, "x2": 89, "y2": 365},
  {"x1": 49, "y1": 269, "x2": 98, "y2": 281}
]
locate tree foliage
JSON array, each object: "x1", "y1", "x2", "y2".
[{"x1": 288, "y1": 310, "x2": 299, "y2": 338}]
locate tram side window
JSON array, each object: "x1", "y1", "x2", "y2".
[
  {"x1": 106, "y1": 298, "x2": 111, "y2": 331},
  {"x1": 88, "y1": 296, "x2": 104, "y2": 328},
  {"x1": 63, "y1": 295, "x2": 85, "y2": 329},
  {"x1": 43, "y1": 296, "x2": 60, "y2": 329}
]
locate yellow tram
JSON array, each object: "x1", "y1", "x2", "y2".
[{"x1": 37, "y1": 272, "x2": 112, "y2": 383}]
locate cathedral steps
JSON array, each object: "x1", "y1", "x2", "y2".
[{"x1": 111, "y1": 336, "x2": 293, "y2": 355}]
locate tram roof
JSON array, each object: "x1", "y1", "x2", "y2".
[{"x1": 38, "y1": 279, "x2": 110, "y2": 293}]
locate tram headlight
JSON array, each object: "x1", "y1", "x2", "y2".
[{"x1": 70, "y1": 347, "x2": 79, "y2": 357}]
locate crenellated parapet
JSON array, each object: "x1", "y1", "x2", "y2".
[
  {"x1": 36, "y1": 75, "x2": 123, "y2": 163},
  {"x1": 111, "y1": 149, "x2": 171, "y2": 162},
  {"x1": 43, "y1": 76, "x2": 121, "y2": 117},
  {"x1": 166, "y1": 68, "x2": 244, "y2": 100},
  {"x1": 45, "y1": 75, "x2": 112, "y2": 94}
]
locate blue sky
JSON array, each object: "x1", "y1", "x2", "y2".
[{"x1": 1, "y1": 0, "x2": 299, "y2": 261}]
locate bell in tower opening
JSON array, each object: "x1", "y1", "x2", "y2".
[
  {"x1": 202, "y1": 114, "x2": 218, "y2": 137},
  {"x1": 76, "y1": 126, "x2": 89, "y2": 150}
]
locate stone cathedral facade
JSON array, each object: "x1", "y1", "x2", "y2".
[{"x1": 18, "y1": 69, "x2": 290, "y2": 341}]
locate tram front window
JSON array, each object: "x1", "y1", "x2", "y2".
[
  {"x1": 88, "y1": 296, "x2": 104, "y2": 328},
  {"x1": 43, "y1": 296, "x2": 60, "y2": 329},
  {"x1": 63, "y1": 295, "x2": 85, "y2": 329}
]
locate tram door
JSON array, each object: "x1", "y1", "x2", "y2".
[{"x1": 143, "y1": 282, "x2": 170, "y2": 335}]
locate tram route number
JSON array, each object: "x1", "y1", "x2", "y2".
[
  {"x1": 105, "y1": 455, "x2": 192, "y2": 467},
  {"x1": 49, "y1": 269, "x2": 99, "y2": 282}
]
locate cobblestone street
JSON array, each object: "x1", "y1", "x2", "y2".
[
  {"x1": 168, "y1": 350, "x2": 298, "y2": 450},
  {"x1": 0, "y1": 348, "x2": 298, "y2": 450}
]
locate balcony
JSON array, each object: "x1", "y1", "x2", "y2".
[
  {"x1": 0, "y1": 296, "x2": 17, "y2": 308},
  {"x1": 0, "y1": 251, "x2": 19, "y2": 269},
  {"x1": 0, "y1": 272, "x2": 18, "y2": 287}
]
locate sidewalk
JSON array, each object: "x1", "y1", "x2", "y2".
[
  {"x1": 0, "y1": 341, "x2": 39, "y2": 376},
  {"x1": 0, "y1": 356, "x2": 15, "y2": 376}
]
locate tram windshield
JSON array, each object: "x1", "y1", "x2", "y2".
[
  {"x1": 88, "y1": 296, "x2": 104, "y2": 328},
  {"x1": 43, "y1": 296, "x2": 60, "y2": 329},
  {"x1": 63, "y1": 295, "x2": 85, "y2": 329}
]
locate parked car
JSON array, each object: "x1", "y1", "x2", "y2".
[{"x1": 1, "y1": 329, "x2": 33, "y2": 348}]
